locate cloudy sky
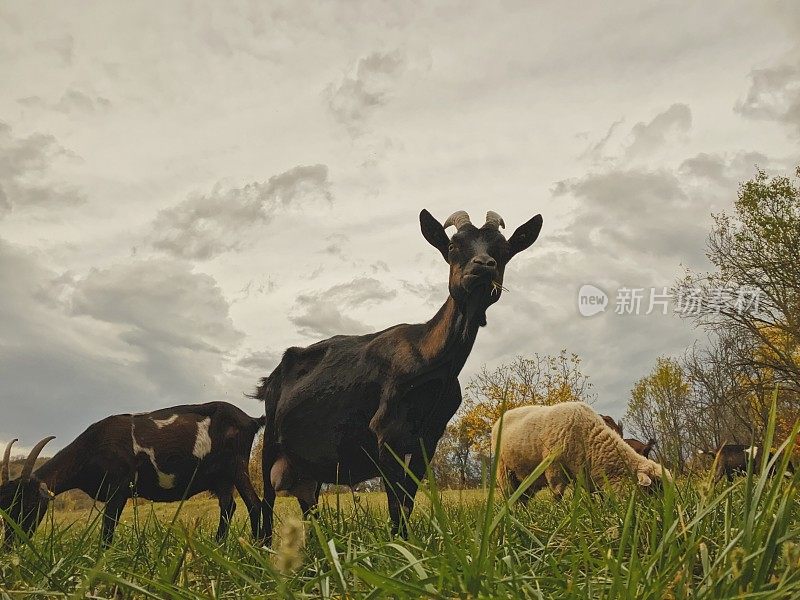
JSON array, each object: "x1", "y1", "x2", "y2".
[{"x1": 1, "y1": 1, "x2": 799, "y2": 452}]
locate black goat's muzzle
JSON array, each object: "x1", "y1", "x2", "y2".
[{"x1": 463, "y1": 267, "x2": 497, "y2": 292}]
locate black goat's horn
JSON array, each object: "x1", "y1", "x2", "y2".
[
  {"x1": 21, "y1": 436, "x2": 55, "y2": 481},
  {"x1": 1, "y1": 439, "x2": 17, "y2": 484},
  {"x1": 484, "y1": 211, "x2": 505, "y2": 230},
  {"x1": 443, "y1": 211, "x2": 472, "y2": 231}
]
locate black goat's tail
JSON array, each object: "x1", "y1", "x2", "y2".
[
  {"x1": 249, "y1": 364, "x2": 281, "y2": 450},
  {"x1": 249, "y1": 363, "x2": 282, "y2": 404}
]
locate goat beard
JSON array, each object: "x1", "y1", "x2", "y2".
[{"x1": 461, "y1": 292, "x2": 490, "y2": 328}]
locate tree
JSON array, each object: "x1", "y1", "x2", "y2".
[
  {"x1": 672, "y1": 166, "x2": 800, "y2": 456},
  {"x1": 429, "y1": 415, "x2": 483, "y2": 488},
  {"x1": 677, "y1": 167, "x2": 800, "y2": 393},
  {"x1": 680, "y1": 330, "x2": 770, "y2": 450},
  {"x1": 625, "y1": 357, "x2": 692, "y2": 473}
]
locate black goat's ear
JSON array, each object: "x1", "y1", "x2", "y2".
[
  {"x1": 419, "y1": 209, "x2": 450, "y2": 262},
  {"x1": 507, "y1": 214, "x2": 543, "y2": 259}
]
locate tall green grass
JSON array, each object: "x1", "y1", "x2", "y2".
[{"x1": 2, "y1": 399, "x2": 798, "y2": 598}]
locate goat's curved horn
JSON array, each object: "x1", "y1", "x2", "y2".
[
  {"x1": 443, "y1": 211, "x2": 472, "y2": 231},
  {"x1": 484, "y1": 211, "x2": 505, "y2": 230},
  {"x1": 21, "y1": 436, "x2": 54, "y2": 481},
  {"x1": 1, "y1": 439, "x2": 17, "y2": 485}
]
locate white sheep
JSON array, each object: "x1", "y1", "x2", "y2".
[{"x1": 491, "y1": 401, "x2": 670, "y2": 500}]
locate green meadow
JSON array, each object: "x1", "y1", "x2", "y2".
[{"x1": 2, "y1": 456, "x2": 799, "y2": 598}]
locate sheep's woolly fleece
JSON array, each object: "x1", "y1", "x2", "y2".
[{"x1": 492, "y1": 401, "x2": 669, "y2": 492}]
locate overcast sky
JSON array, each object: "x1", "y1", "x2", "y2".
[{"x1": 2, "y1": 1, "x2": 799, "y2": 452}]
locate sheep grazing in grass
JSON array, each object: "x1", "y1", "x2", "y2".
[{"x1": 492, "y1": 401, "x2": 670, "y2": 500}]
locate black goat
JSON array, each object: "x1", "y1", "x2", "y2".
[
  {"x1": 256, "y1": 209, "x2": 543, "y2": 543},
  {"x1": 1, "y1": 402, "x2": 264, "y2": 547},
  {"x1": 699, "y1": 444, "x2": 796, "y2": 482},
  {"x1": 599, "y1": 415, "x2": 656, "y2": 458},
  {"x1": 625, "y1": 438, "x2": 656, "y2": 459}
]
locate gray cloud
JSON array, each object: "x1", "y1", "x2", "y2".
[
  {"x1": 236, "y1": 349, "x2": 280, "y2": 372},
  {"x1": 290, "y1": 276, "x2": 397, "y2": 338},
  {"x1": 18, "y1": 89, "x2": 112, "y2": 113},
  {"x1": 325, "y1": 51, "x2": 404, "y2": 133},
  {"x1": 401, "y1": 280, "x2": 446, "y2": 307},
  {"x1": 679, "y1": 151, "x2": 769, "y2": 187},
  {"x1": 626, "y1": 103, "x2": 692, "y2": 157},
  {"x1": 71, "y1": 258, "x2": 244, "y2": 399},
  {"x1": 150, "y1": 164, "x2": 332, "y2": 260},
  {"x1": 553, "y1": 167, "x2": 707, "y2": 263},
  {"x1": 319, "y1": 233, "x2": 349, "y2": 259},
  {"x1": 230, "y1": 277, "x2": 277, "y2": 305},
  {"x1": 580, "y1": 118, "x2": 624, "y2": 163},
  {"x1": 72, "y1": 259, "x2": 242, "y2": 352},
  {"x1": 735, "y1": 65, "x2": 800, "y2": 134},
  {"x1": 579, "y1": 104, "x2": 692, "y2": 165},
  {"x1": 504, "y1": 156, "x2": 742, "y2": 416},
  {"x1": 227, "y1": 348, "x2": 283, "y2": 396},
  {"x1": 0, "y1": 237, "x2": 257, "y2": 449},
  {"x1": 54, "y1": 89, "x2": 112, "y2": 113},
  {"x1": 0, "y1": 121, "x2": 83, "y2": 217},
  {"x1": 0, "y1": 238, "x2": 149, "y2": 447},
  {"x1": 371, "y1": 260, "x2": 390, "y2": 273}
]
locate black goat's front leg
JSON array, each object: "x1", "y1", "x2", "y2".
[
  {"x1": 101, "y1": 492, "x2": 128, "y2": 547},
  {"x1": 380, "y1": 448, "x2": 420, "y2": 538},
  {"x1": 297, "y1": 482, "x2": 322, "y2": 518}
]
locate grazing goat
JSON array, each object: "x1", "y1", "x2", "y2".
[
  {"x1": 698, "y1": 444, "x2": 795, "y2": 482},
  {"x1": 601, "y1": 415, "x2": 623, "y2": 436},
  {"x1": 625, "y1": 437, "x2": 656, "y2": 459},
  {"x1": 256, "y1": 209, "x2": 543, "y2": 541},
  {"x1": 599, "y1": 415, "x2": 656, "y2": 458},
  {"x1": 1, "y1": 402, "x2": 264, "y2": 547},
  {"x1": 493, "y1": 402, "x2": 670, "y2": 500}
]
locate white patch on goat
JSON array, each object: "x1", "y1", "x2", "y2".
[
  {"x1": 744, "y1": 446, "x2": 759, "y2": 459},
  {"x1": 131, "y1": 422, "x2": 176, "y2": 489},
  {"x1": 193, "y1": 417, "x2": 212, "y2": 459},
  {"x1": 153, "y1": 415, "x2": 178, "y2": 428}
]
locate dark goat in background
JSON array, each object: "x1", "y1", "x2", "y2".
[
  {"x1": 625, "y1": 438, "x2": 656, "y2": 459},
  {"x1": 257, "y1": 209, "x2": 543, "y2": 543},
  {"x1": 698, "y1": 444, "x2": 796, "y2": 482},
  {"x1": 0, "y1": 402, "x2": 264, "y2": 547},
  {"x1": 600, "y1": 415, "x2": 656, "y2": 458}
]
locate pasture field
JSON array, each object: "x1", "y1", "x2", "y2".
[{"x1": 1, "y1": 464, "x2": 799, "y2": 599}]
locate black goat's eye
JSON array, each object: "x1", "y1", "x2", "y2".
[{"x1": 448, "y1": 243, "x2": 456, "y2": 254}]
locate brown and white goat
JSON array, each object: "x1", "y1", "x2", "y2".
[{"x1": 1, "y1": 402, "x2": 264, "y2": 547}]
